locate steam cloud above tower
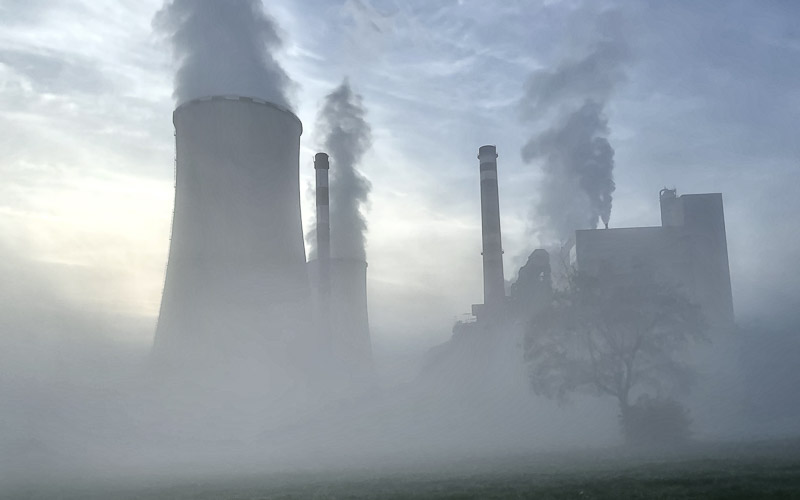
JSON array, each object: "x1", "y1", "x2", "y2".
[
  {"x1": 521, "y1": 12, "x2": 628, "y2": 244},
  {"x1": 316, "y1": 79, "x2": 372, "y2": 261},
  {"x1": 154, "y1": 0, "x2": 292, "y2": 108}
]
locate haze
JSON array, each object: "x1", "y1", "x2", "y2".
[{"x1": 1, "y1": 0, "x2": 799, "y2": 496}]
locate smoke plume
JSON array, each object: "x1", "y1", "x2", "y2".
[
  {"x1": 155, "y1": 0, "x2": 292, "y2": 109},
  {"x1": 521, "y1": 17, "x2": 627, "y2": 244},
  {"x1": 316, "y1": 79, "x2": 372, "y2": 261}
]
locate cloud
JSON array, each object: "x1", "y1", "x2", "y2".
[
  {"x1": 0, "y1": 48, "x2": 113, "y2": 94},
  {"x1": 0, "y1": 0, "x2": 52, "y2": 26}
]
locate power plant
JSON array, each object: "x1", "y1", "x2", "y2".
[
  {"x1": 465, "y1": 145, "x2": 733, "y2": 330},
  {"x1": 152, "y1": 94, "x2": 372, "y2": 390},
  {"x1": 573, "y1": 189, "x2": 734, "y2": 327},
  {"x1": 151, "y1": 94, "x2": 730, "y2": 394},
  {"x1": 153, "y1": 96, "x2": 312, "y2": 378}
]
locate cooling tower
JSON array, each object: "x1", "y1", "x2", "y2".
[
  {"x1": 329, "y1": 257, "x2": 373, "y2": 382},
  {"x1": 153, "y1": 96, "x2": 311, "y2": 372}
]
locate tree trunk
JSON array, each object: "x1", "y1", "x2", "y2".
[{"x1": 619, "y1": 398, "x2": 635, "y2": 445}]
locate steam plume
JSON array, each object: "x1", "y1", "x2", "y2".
[
  {"x1": 155, "y1": 0, "x2": 292, "y2": 109},
  {"x1": 316, "y1": 79, "x2": 372, "y2": 261},
  {"x1": 521, "y1": 19, "x2": 627, "y2": 243}
]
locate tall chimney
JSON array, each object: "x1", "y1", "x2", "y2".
[
  {"x1": 478, "y1": 145, "x2": 505, "y2": 310},
  {"x1": 314, "y1": 152, "x2": 331, "y2": 310}
]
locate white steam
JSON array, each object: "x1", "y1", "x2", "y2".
[
  {"x1": 317, "y1": 79, "x2": 372, "y2": 261},
  {"x1": 155, "y1": 0, "x2": 293, "y2": 109}
]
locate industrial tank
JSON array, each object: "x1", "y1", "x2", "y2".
[{"x1": 153, "y1": 96, "x2": 311, "y2": 371}]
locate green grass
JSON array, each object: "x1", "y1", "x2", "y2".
[{"x1": 9, "y1": 441, "x2": 800, "y2": 499}]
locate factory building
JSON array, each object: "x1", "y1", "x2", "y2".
[
  {"x1": 463, "y1": 142, "x2": 732, "y2": 332},
  {"x1": 573, "y1": 189, "x2": 734, "y2": 327}
]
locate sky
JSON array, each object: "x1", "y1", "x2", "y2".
[{"x1": 1, "y1": 0, "x2": 799, "y2": 356}]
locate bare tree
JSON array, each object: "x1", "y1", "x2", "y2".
[{"x1": 524, "y1": 271, "x2": 707, "y2": 443}]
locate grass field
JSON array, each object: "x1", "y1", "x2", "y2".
[{"x1": 8, "y1": 440, "x2": 800, "y2": 499}]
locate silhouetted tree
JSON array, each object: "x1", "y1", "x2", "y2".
[{"x1": 524, "y1": 271, "x2": 706, "y2": 444}]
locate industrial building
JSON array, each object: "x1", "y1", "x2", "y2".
[
  {"x1": 464, "y1": 144, "x2": 732, "y2": 332},
  {"x1": 153, "y1": 95, "x2": 372, "y2": 389},
  {"x1": 573, "y1": 189, "x2": 735, "y2": 327},
  {"x1": 152, "y1": 89, "x2": 730, "y2": 394}
]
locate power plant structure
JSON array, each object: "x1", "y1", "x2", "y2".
[
  {"x1": 151, "y1": 89, "x2": 731, "y2": 397},
  {"x1": 326, "y1": 257, "x2": 372, "y2": 383},
  {"x1": 153, "y1": 95, "x2": 372, "y2": 390},
  {"x1": 308, "y1": 154, "x2": 373, "y2": 386},
  {"x1": 572, "y1": 189, "x2": 735, "y2": 327},
  {"x1": 472, "y1": 145, "x2": 507, "y2": 321},
  {"x1": 153, "y1": 96, "x2": 312, "y2": 378},
  {"x1": 462, "y1": 143, "x2": 732, "y2": 332},
  {"x1": 313, "y1": 153, "x2": 331, "y2": 334}
]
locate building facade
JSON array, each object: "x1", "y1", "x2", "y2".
[{"x1": 574, "y1": 189, "x2": 734, "y2": 327}]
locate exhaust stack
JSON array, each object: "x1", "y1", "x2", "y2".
[
  {"x1": 314, "y1": 153, "x2": 331, "y2": 307},
  {"x1": 478, "y1": 145, "x2": 506, "y2": 310}
]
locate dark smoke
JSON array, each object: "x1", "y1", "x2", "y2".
[
  {"x1": 154, "y1": 0, "x2": 292, "y2": 109},
  {"x1": 316, "y1": 79, "x2": 372, "y2": 261},
  {"x1": 521, "y1": 21, "x2": 627, "y2": 243},
  {"x1": 522, "y1": 100, "x2": 615, "y2": 234}
]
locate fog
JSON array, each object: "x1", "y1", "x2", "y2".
[{"x1": 2, "y1": 0, "x2": 800, "y2": 496}]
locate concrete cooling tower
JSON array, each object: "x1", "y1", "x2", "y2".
[
  {"x1": 153, "y1": 96, "x2": 312, "y2": 375},
  {"x1": 329, "y1": 257, "x2": 372, "y2": 382}
]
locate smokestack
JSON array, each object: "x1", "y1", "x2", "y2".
[
  {"x1": 478, "y1": 145, "x2": 506, "y2": 310},
  {"x1": 153, "y1": 96, "x2": 311, "y2": 377},
  {"x1": 314, "y1": 152, "x2": 331, "y2": 326}
]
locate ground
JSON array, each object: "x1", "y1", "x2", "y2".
[{"x1": 7, "y1": 439, "x2": 800, "y2": 499}]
